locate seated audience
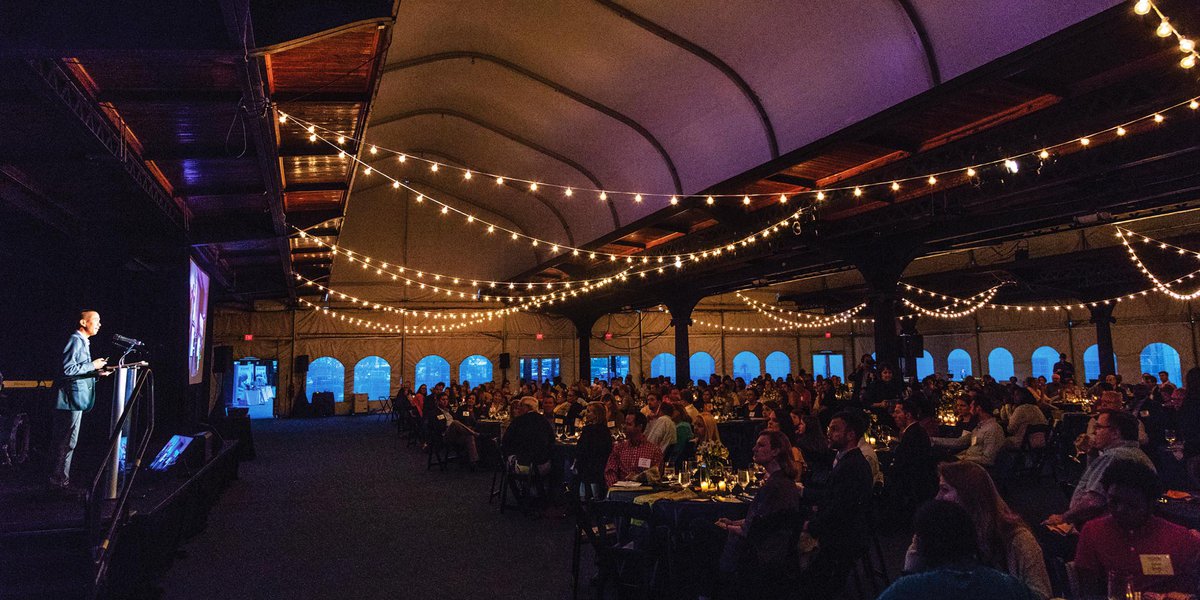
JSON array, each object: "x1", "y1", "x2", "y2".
[
  {"x1": 1074, "y1": 460, "x2": 1200, "y2": 597},
  {"x1": 604, "y1": 411, "x2": 663, "y2": 485},
  {"x1": 880, "y1": 500, "x2": 1040, "y2": 600},
  {"x1": 1080, "y1": 391, "x2": 1149, "y2": 451},
  {"x1": 425, "y1": 392, "x2": 480, "y2": 467},
  {"x1": 933, "y1": 393, "x2": 1005, "y2": 466},
  {"x1": 890, "y1": 398, "x2": 937, "y2": 510},
  {"x1": 645, "y1": 401, "x2": 678, "y2": 453},
  {"x1": 1003, "y1": 387, "x2": 1048, "y2": 450},
  {"x1": 501, "y1": 397, "x2": 555, "y2": 475},
  {"x1": 797, "y1": 411, "x2": 875, "y2": 600},
  {"x1": 1044, "y1": 409, "x2": 1155, "y2": 528},
  {"x1": 693, "y1": 411, "x2": 721, "y2": 446},
  {"x1": 640, "y1": 394, "x2": 662, "y2": 419},
  {"x1": 573, "y1": 401, "x2": 613, "y2": 499},
  {"x1": 669, "y1": 406, "x2": 693, "y2": 465},
  {"x1": 905, "y1": 461, "x2": 1052, "y2": 599},
  {"x1": 736, "y1": 389, "x2": 765, "y2": 419},
  {"x1": 691, "y1": 430, "x2": 801, "y2": 599}
]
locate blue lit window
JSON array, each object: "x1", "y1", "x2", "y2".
[
  {"x1": 733, "y1": 351, "x2": 760, "y2": 381},
  {"x1": 414, "y1": 355, "x2": 450, "y2": 391},
  {"x1": 1031, "y1": 346, "x2": 1058, "y2": 380},
  {"x1": 764, "y1": 351, "x2": 790, "y2": 379},
  {"x1": 690, "y1": 352, "x2": 716, "y2": 382},
  {"x1": 947, "y1": 349, "x2": 972, "y2": 380},
  {"x1": 307, "y1": 357, "x2": 345, "y2": 402},
  {"x1": 1083, "y1": 345, "x2": 1118, "y2": 382},
  {"x1": 987, "y1": 348, "x2": 1014, "y2": 381},
  {"x1": 353, "y1": 356, "x2": 391, "y2": 400},
  {"x1": 650, "y1": 353, "x2": 675, "y2": 382},
  {"x1": 1140, "y1": 343, "x2": 1181, "y2": 387},
  {"x1": 459, "y1": 355, "x2": 493, "y2": 385}
]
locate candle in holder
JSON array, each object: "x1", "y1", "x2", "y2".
[
  {"x1": 700, "y1": 480, "x2": 711, "y2": 492},
  {"x1": 717, "y1": 480, "x2": 727, "y2": 492}
]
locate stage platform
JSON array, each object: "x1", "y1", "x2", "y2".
[{"x1": 0, "y1": 440, "x2": 241, "y2": 599}]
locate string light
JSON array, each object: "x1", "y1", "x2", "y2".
[
  {"x1": 278, "y1": 57, "x2": 1200, "y2": 211},
  {"x1": 1117, "y1": 227, "x2": 1200, "y2": 300},
  {"x1": 1134, "y1": 2, "x2": 1200, "y2": 73},
  {"x1": 295, "y1": 274, "x2": 523, "y2": 320}
]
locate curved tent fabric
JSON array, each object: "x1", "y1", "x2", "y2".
[{"x1": 331, "y1": 0, "x2": 1120, "y2": 287}]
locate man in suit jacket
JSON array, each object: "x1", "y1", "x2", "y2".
[
  {"x1": 890, "y1": 398, "x2": 937, "y2": 510},
  {"x1": 798, "y1": 410, "x2": 875, "y2": 600},
  {"x1": 50, "y1": 311, "x2": 111, "y2": 492}
]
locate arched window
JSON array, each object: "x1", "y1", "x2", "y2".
[
  {"x1": 650, "y1": 353, "x2": 675, "y2": 382},
  {"x1": 1140, "y1": 343, "x2": 1181, "y2": 387},
  {"x1": 764, "y1": 351, "x2": 791, "y2": 379},
  {"x1": 1030, "y1": 346, "x2": 1058, "y2": 380},
  {"x1": 306, "y1": 357, "x2": 345, "y2": 402},
  {"x1": 353, "y1": 356, "x2": 391, "y2": 400},
  {"x1": 1083, "y1": 345, "x2": 1119, "y2": 382},
  {"x1": 414, "y1": 355, "x2": 450, "y2": 391},
  {"x1": 690, "y1": 352, "x2": 716, "y2": 382},
  {"x1": 916, "y1": 351, "x2": 933, "y2": 380},
  {"x1": 987, "y1": 348, "x2": 1014, "y2": 381},
  {"x1": 733, "y1": 351, "x2": 761, "y2": 381},
  {"x1": 459, "y1": 355, "x2": 493, "y2": 385},
  {"x1": 947, "y1": 349, "x2": 972, "y2": 380}
]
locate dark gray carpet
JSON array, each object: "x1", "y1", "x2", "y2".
[{"x1": 158, "y1": 416, "x2": 576, "y2": 600}]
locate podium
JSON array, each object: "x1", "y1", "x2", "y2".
[{"x1": 106, "y1": 361, "x2": 147, "y2": 499}]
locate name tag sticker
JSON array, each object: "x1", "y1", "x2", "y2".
[
  {"x1": 606, "y1": 421, "x2": 616, "y2": 428},
  {"x1": 554, "y1": 417, "x2": 564, "y2": 424},
  {"x1": 1140, "y1": 554, "x2": 1174, "y2": 576},
  {"x1": 637, "y1": 457, "x2": 652, "y2": 469},
  {"x1": 436, "y1": 414, "x2": 446, "y2": 420}
]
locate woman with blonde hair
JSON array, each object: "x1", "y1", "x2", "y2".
[
  {"x1": 693, "y1": 412, "x2": 721, "y2": 446},
  {"x1": 904, "y1": 461, "x2": 1052, "y2": 599}
]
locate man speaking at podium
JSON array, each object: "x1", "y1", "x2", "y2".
[{"x1": 49, "y1": 310, "x2": 111, "y2": 494}]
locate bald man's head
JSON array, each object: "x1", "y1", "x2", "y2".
[{"x1": 78, "y1": 311, "x2": 101, "y2": 337}]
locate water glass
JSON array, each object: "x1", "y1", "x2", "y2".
[{"x1": 663, "y1": 465, "x2": 676, "y2": 483}]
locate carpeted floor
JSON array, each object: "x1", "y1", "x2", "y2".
[
  {"x1": 157, "y1": 416, "x2": 1074, "y2": 600},
  {"x1": 158, "y1": 416, "x2": 577, "y2": 600}
]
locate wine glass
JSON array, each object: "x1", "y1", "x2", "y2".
[
  {"x1": 663, "y1": 465, "x2": 676, "y2": 484},
  {"x1": 1164, "y1": 429, "x2": 1178, "y2": 447}
]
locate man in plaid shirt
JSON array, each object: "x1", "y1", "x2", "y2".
[{"x1": 605, "y1": 411, "x2": 663, "y2": 486}]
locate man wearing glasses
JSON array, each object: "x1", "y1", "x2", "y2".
[{"x1": 1043, "y1": 409, "x2": 1154, "y2": 529}]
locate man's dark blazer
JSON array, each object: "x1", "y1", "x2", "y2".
[{"x1": 805, "y1": 446, "x2": 874, "y2": 551}]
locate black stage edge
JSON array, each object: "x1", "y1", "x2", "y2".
[{"x1": 0, "y1": 440, "x2": 241, "y2": 600}]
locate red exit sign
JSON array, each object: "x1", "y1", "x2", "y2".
[{"x1": 244, "y1": 334, "x2": 254, "y2": 341}]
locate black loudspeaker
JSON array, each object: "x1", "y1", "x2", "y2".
[
  {"x1": 498, "y1": 353, "x2": 511, "y2": 369},
  {"x1": 294, "y1": 354, "x2": 310, "y2": 373},
  {"x1": 212, "y1": 346, "x2": 233, "y2": 373},
  {"x1": 901, "y1": 334, "x2": 924, "y2": 356}
]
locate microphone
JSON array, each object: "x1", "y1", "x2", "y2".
[{"x1": 113, "y1": 333, "x2": 145, "y2": 347}]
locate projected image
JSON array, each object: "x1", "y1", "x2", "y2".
[{"x1": 188, "y1": 259, "x2": 210, "y2": 384}]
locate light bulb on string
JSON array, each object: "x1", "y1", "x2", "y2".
[
  {"x1": 1157, "y1": 20, "x2": 1173, "y2": 37},
  {"x1": 1134, "y1": 0, "x2": 1151, "y2": 15}
]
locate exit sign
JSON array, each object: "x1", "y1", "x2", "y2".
[{"x1": 244, "y1": 334, "x2": 254, "y2": 341}]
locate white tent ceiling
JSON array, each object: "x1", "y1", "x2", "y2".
[{"x1": 332, "y1": 0, "x2": 1121, "y2": 294}]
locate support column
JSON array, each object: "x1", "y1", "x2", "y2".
[
  {"x1": 570, "y1": 313, "x2": 601, "y2": 384},
  {"x1": 841, "y1": 236, "x2": 922, "y2": 375},
  {"x1": 868, "y1": 290, "x2": 902, "y2": 372},
  {"x1": 666, "y1": 295, "x2": 701, "y2": 385},
  {"x1": 898, "y1": 315, "x2": 919, "y2": 380},
  {"x1": 1089, "y1": 303, "x2": 1117, "y2": 377}
]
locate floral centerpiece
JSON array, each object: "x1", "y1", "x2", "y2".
[{"x1": 697, "y1": 440, "x2": 730, "y2": 480}]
